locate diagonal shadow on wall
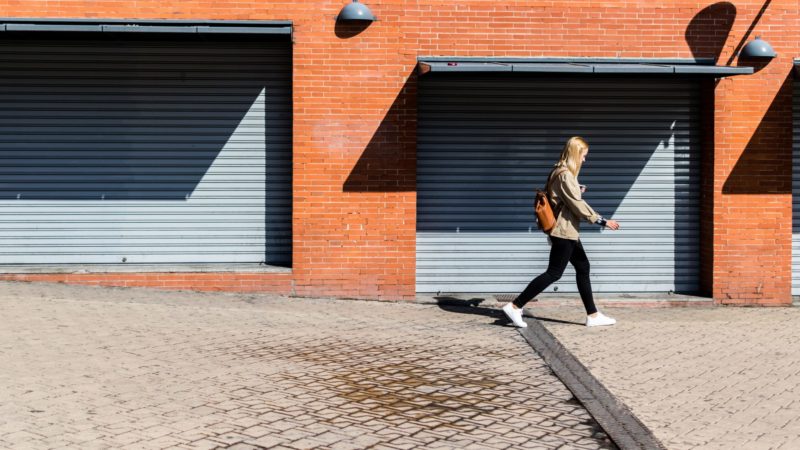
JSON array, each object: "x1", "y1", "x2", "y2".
[
  {"x1": 722, "y1": 72, "x2": 792, "y2": 194},
  {"x1": 342, "y1": 69, "x2": 417, "y2": 192}
]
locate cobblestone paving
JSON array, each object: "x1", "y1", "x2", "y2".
[
  {"x1": 532, "y1": 305, "x2": 800, "y2": 450},
  {"x1": 0, "y1": 282, "x2": 615, "y2": 449}
]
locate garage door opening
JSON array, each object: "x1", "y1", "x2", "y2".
[
  {"x1": 416, "y1": 73, "x2": 703, "y2": 294},
  {"x1": 0, "y1": 27, "x2": 291, "y2": 269}
]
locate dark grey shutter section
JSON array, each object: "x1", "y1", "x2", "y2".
[
  {"x1": 417, "y1": 75, "x2": 701, "y2": 293},
  {"x1": 0, "y1": 37, "x2": 291, "y2": 266},
  {"x1": 793, "y1": 82, "x2": 800, "y2": 295}
]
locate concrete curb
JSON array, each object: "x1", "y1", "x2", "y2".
[
  {"x1": 415, "y1": 293, "x2": 714, "y2": 309},
  {"x1": 519, "y1": 318, "x2": 667, "y2": 450}
]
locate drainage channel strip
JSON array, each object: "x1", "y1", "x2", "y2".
[{"x1": 519, "y1": 319, "x2": 667, "y2": 450}]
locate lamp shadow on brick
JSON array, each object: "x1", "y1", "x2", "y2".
[
  {"x1": 342, "y1": 70, "x2": 416, "y2": 192},
  {"x1": 687, "y1": 1, "x2": 774, "y2": 75},
  {"x1": 736, "y1": 56, "x2": 772, "y2": 74},
  {"x1": 685, "y1": 2, "x2": 737, "y2": 64},
  {"x1": 334, "y1": 21, "x2": 372, "y2": 39},
  {"x1": 721, "y1": 72, "x2": 792, "y2": 195}
]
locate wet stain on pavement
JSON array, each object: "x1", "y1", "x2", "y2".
[
  {"x1": 334, "y1": 360, "x2": 502, "y2": 427},
  {"x1": 197, "y1": 330, "x2": 618, "y2": 448}
]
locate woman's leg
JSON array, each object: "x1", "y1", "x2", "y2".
[
  {"x1": 512, "y1": 236, "x2": 575, "y2": 308},
  {"x1": 570, "y1": 240, "x2": 598, "y2": 315}
]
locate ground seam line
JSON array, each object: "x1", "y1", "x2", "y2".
[{"x1": 519, "y1": 318, "x2": 667, "y2": 450}]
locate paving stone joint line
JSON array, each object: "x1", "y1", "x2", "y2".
[{"x1": 519, "y1": 318, "x2": 667, "y2": 450}]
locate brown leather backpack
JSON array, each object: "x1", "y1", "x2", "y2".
[{"x1": 535, "y1": 168, "x2": 567, "y2": 234}]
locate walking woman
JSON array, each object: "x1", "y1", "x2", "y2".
[{"x1": 503, "y1": 136, "x2": 620, "y2": 328}]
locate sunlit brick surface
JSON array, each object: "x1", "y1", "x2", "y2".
[
  {"x1": 536, "y1": 306, "x2": 800, "y2": 450},
  {"x1": 0, "y1": 282, "x2": 614, "y2": 449}
]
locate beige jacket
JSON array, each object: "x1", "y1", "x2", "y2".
[{"x1": 548, "y1": 167, "x2": 599, "y2": 240}]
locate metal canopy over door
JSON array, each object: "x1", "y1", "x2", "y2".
[
  {"x1": 417, "y1": 74, "x2": 701, "y2": 293},
  {"x1": 0, "y1": 34, "x2": 291, "y2": 266}
]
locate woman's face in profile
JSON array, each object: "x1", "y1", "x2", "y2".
[{"x1": 581, "y1": 148, "x2": 588, "y2": 163}]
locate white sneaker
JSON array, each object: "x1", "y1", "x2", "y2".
[
  {"x1": 586, "y1": 312, "x2": 616, "y2": 327},
  {"x1": 502, "y1": 303, "x2": 528, "y2": 328}
]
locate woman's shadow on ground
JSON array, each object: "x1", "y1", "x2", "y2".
[{"x1": 434, "y1": 296, "x2": 584, "y2": 326}]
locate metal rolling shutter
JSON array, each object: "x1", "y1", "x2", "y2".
[
  {"x1": 793, "y1": 82, "x2": 800, "y2": 296},
  {"x1": 417, "y1": 75, "x2": 701, "y2": 293},
  {"x1": 0, "y1": 36, "x2": 291, "y2": 266}
]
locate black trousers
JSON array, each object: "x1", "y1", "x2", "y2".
[{"x1": 513, "y1": 236, "x2": 598, "y2": 315}]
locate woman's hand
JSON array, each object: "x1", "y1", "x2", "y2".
[{"x1": 605, "y1": 220, "x2": 620, "y2": 230}]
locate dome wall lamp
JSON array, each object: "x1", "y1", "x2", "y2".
[
  {"x1": 337, "y1": 0, "x2": 377, "y2": 22},
  {"x1": 740, "y1": 36, "x2": 777, "y2": 59}
]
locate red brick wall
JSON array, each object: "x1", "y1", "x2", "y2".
[
  {"x1": 0, "y1": 273, "x2": 293, "y2": 294},
  {"x1": 0, "y1": 1, "x2": 796, "y2": 304},
  {"x1": 715, "y1": 67, "x2": 795, "y2": 305},
  {"x1": 711, "y1": 1, "x2": 798, "y2": 305}
]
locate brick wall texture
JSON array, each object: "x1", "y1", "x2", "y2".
[{"x1": 0, "y1": 0, "x2": 796, "y2": 304}]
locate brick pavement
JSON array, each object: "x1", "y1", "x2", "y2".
[
  {"x1": 531, "y1": 305, "x2": 800, "y2": 450},
  {"x1": 0, "y1": 282, "x2": 615, "y2": 450}
]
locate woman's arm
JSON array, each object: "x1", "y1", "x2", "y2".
[
  {"x1": 555, "y1": 173, "x2": 620, "y2": 229},
  {"x1": 554, "y1": 172, "x2": 599, "y2": 223}
]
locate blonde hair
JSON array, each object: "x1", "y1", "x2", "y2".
[{"x1": 556, "y1": 136, "x2": 588, "y2": 177}]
